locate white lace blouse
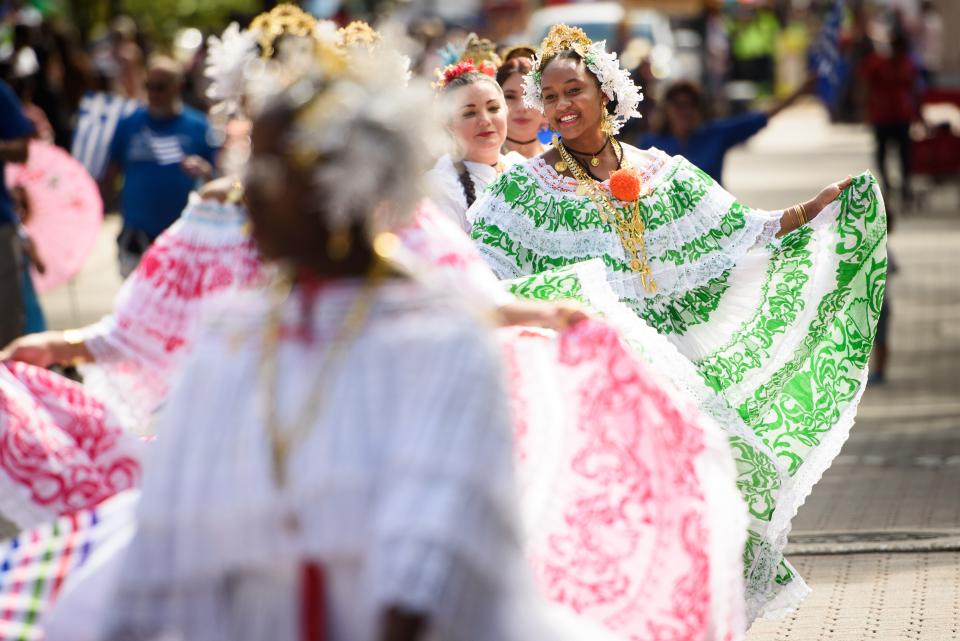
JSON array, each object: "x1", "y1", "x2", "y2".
[{"x1": 424, "y1": 152, "x2": 524, "y2": 232}]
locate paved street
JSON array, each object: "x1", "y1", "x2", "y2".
[{"x1": 37, "y1": 103, "x2": 960, "y2": 639}]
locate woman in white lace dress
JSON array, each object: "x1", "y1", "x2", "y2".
[{"x1": 56, "y1": 30, "x2": 630, "y2": 641}]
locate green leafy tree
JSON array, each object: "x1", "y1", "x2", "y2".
[
  {"x1": 119, "y1": 0, "x2": 266, "y2": 41},
  {"x1": 64, "y1": 0, "x2": 278, "y2": 43}
]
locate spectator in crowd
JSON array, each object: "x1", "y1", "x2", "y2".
[
  {"x1": 10, "y1": 185, "x2": 46, "y2": 334},
  {"x1": 858, "y1": 34, "x2": 921, "y2": 203},
  {"x1": 114, "y1": 16, "x2": 147, "y2": 99},
  {"x1": 0, "y1": 78, "x2": 33, "y2": 346},
  {"x1": 728, "y1": 3, "x2": 780, "y2": 93},
  {"x1": 50, "y1": 24, "x2": 96, "y2": 120},
  {"x1": 9, "y1": 71, "x2": 55, "y2": 144},
  {"x1": 6, "y1": 72, "x2": 51, "y2": 335},
  {"x1": 703, "y1": 0, "x2": 730, "y2": 103},
  {"x1": 916, "y1": 0, "x2": 944, "y2": 87},
  {"x1": 639, "y1": 77, "x2": 810, "y2": 185},
  {"x1": 102, "y1": 55, "x2": 218, "y2": 277},
  {"x1": 496, "y1": 53, "x2": 547, "y2": 159},
  {"x1": 836, "y1": 2, "x2": 878, "y2": 123}
]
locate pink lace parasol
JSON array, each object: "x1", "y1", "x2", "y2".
[{"x1": 5, "y1": 140, "x2": 103, "y2": 293}]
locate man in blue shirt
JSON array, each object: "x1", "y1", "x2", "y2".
[
  {"x1": 640, "y1": 79, "x2": 810, "y2": 185},
  {"x1": 0, "y1": 78, "x2": 34, "y2": 346},
  {"x1": 103, "y1": 55, "x2": 218, "y2": 276}
]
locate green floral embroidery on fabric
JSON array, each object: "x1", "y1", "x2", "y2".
[
  {"x1": 775, "y1": 561, "x2": 796, "y2": 586},
  {"x1": 742, "y1": 531, "x2": 797, "y2": 600},
  {"x1": 658, "y1": 202, "x2": 748, "y2": 266},
  {"x1": 626, "y1": 270, "x2": 732, "y2": 335},
  {"x1": 729, "y1": 435, "x2": 780, "y2": 521},
  {"x1": 638, "y1": 162, "x2": 712, "y2": 233},
  {"x1": 737, "y1": 175, "x2": 887, "y2": 476},
  {"x1": 506, "y1": 266, "x2": 588, "y2": 304},
  {"x1": 471, "y1": 221, "x2": 580, "y2": 274},
  {"x1": 697, "y1": 225, "x2": 815, "y2": 393},
  {"x1": 490, "y1": 169, "x2": 607, "y2": 231},
  {"x1": 472, "y1": 211, "x2": 637, "y2": 281},
  {"x1": 470, "y1": 222, "x2": 526, "y2": 272}
]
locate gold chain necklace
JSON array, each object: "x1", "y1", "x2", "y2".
[
  {"x1": 258, "y1": 258, "x2": 388, "y2": 487},
  {"x1": 554, "y1": 136, "x2": 657, "y2": 293}
]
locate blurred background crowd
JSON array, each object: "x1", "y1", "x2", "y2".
[
  {"x1": 0, "y1": 0, "x2": 957, "y2": 352},
  {"x1": 2, "y1": 0, "x2": 957, "y2": 187},
  {"x1": 2, "y1": 0, "x2": 957, "y2": 199}
]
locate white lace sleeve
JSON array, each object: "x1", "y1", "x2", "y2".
[
  {"x1": 74, "y1": 195, "x2": 260, "y2": 431},
  {"x1": 398, "y1": 200, "x2": 513, "y2": 308},
  {"x1": 467, "y1": 175, "x2": 532, "y2": 281}
]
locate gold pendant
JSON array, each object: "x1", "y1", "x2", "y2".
[
  {"x1": 590, "y1": 157, "x2": 600, "y2": 167},
  {"x1": 271, "y1": 440, "x2": 288, "y2": 487},
  {"x1": 576, "y1": 184, "x2": 588, "y2": 197},
  {"x1": 554, "y1": 161, "x2": 567, "y2": 172}
]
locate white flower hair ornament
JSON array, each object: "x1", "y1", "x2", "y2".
[
  {"x1": 204, "y1": 22, "x2": 259, "y2": 116},
  {"x1": 523, "y1": 24, "x2": 643, "y2": 135},
  {"x1": 248, "y1": 35, "x2": 439, "y2": 232},
  {"x1": 337, "y1": 20, "x2": 413, "y2": 86},
  {"x1": 204, "y1": 3, "x2": 336, "y2": 118}
]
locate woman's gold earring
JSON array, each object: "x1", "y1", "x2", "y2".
[
  {"x1": 326, "y1": 226, "x2": 352, "y2": 261},
  {"x1": 600, "y1": 111, "x2": 615, "y2": 137}
]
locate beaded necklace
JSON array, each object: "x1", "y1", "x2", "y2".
[{"x1": 554, "y1": 135, "x2": 657, "y2": 293}]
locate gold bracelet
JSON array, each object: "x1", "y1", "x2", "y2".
[
  {"x1": 62, "y1": 329, "x2": 85, "y2": 345},
  {"x1": 797, "y1": 202, "x2": 807, "y2": 225},
  {"x1": 226, "y1": 180, "x2": 244, "y2": 204},
  {"x1": 60, "y1": 329, "x2": 88, "y2": 367}
]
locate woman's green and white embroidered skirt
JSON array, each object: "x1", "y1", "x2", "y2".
[{"x1": 504, "y1": 172, "x2": 888, "y2": 621}]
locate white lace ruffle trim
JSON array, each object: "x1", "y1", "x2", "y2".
[{"x1": 474, "y1": 154, "x2": 783, "y2": 299}]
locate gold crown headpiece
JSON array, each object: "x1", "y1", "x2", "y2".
[
  {"x1": 534, "y1": 24, "x2": 592, "y2": 71},
  {"x1": 338, "y1": 20, "x2": 381, "y2": 51},
  {"x1": 502, "y1": 44, "x2": 537, "y2": 63},
  {"x1": 249, "y1": 3, "x2": 321, "y2": 58},
  {"x1": 462, "y1": 33, "x2": 502, "y2": 68},
  {"x1": 521, "y1": 23, "x2": 643, "y2": 135}
]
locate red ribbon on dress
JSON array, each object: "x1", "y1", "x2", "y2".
[{"x1": 300, "y1": 561, "x2": 326, "y2": 641}]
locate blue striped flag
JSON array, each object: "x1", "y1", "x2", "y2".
[
  {"x1": 70, "y1": 92, "x2": 139, "y2": 180},
  {"x1": 811, "y1": 0, "x2": 847, "y2": 111}
]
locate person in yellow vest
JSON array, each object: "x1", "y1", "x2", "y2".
[{"x1": 728, "y1": 3, "x2": 781, "y2": 94}]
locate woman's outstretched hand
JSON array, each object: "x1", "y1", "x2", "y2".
[
  {"x1": 198, "y1": 176, "x2": 241, "y2": 202},
  {"x1": 777, "y1": 175, "x2": 854, "y2": 238},
  {"x1": 497, "y1": 300, "x2": 589, "y2": 331},
  {"x1": 0, "y1": 331, "x2": 93, "y2": 368},
  {"x1": 812, "y1": 175, "x2": 854, "y2": 219},
  {"x1": 0, "y1": 332, "x2": 59, "y2": 368}
]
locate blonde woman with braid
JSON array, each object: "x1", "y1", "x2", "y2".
[{"x1": 424, "y1": 49, "x2": 524, "y2": 232}]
